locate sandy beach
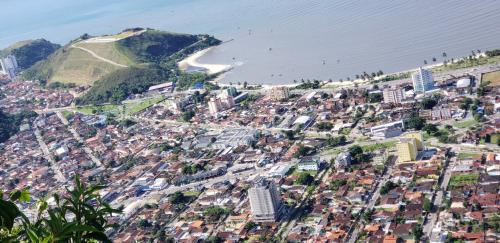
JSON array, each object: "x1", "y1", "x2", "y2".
[{"x1": 178, "y1": 47, "x2": 232, "y2": 75}]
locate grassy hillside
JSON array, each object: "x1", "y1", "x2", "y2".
[
  {"x1": 117, "y1": 30, "x2": 200, "y2": 63},
  {"x1": 1, "y1": 39, "x2": 60, "y2": 69},
  {"x1": 23, "y1": 46, "x2": 122, "y2": 85},
  {"x1": 23, "y1": 29, "x2": 220, "y2": 86}
]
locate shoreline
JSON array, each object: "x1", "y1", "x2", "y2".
[
  {"x1": 178, "y1": 47, "x2": 232, "y2": 75},
  {"x1": 181, "y1": 46, "x2": 491, "y2": 90}
]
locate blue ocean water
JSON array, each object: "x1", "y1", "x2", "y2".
[{"x1": 2, "y1": 0, "x2": 500, "y2": 84}]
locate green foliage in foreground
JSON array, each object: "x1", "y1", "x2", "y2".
[{"x1": 0, "y1": 175, "x2": 121, "y2": 242}]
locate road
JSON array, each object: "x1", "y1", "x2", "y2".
[
  {"x1": 71, "y1": 44, "x2": 129, "y2": 68},
  {"x1": 424, "y1": 148, "x2": 455, "y2": 238},
  {"x1": 346, "y1": 162, "x2": 394, "y2": 243},
  {"x1": 33, "y1": 121, "x2": 66, "y2": 182},
  {"x1": 56, "y1": 111, "x2": 104, "y2": 168}
]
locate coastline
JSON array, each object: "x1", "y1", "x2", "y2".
[
  {"x1": 178, "y1": 47, "x2": 232, "y2": 75},
  {"x1": 180, "y1": 46, "x2": 490, "y2": 90}
]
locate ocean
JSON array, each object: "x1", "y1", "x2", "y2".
[{"x1": 2, "y1": 0, "x2": 500, "y2": 84}]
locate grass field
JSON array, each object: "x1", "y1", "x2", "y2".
[
  {"x1": 432, "y1": 55, "x2": 500, "y2": 73},
  {"x1": 75, "y1": 42, "x2": 135, "y2": 66},
  {"x1": 362, "y1": 140, "x2": 397, "y2": 152},
  {"x1": 481, "y1": 70, "x2": 500, "y2": 87},
  {"x1": 453, "y1": 119, "x2": 478, "y2": 129},
  {"x1": 448, "y1": 173, "x2": 479, "y2": 188},
  {"x1": 74, "y1": 96, "x2": 165, "y2": 116},
  {"x1": 183, "y1": 191, "x2": 201, "y2": 197},
  {"x1": 75, "y1": 104, "x2": 121, "y2": 115},
  {"x1": 123, "y1": 96, "x2": 166, "y2": 115},
  {"x1": 457, "y1": 152, "x2": 480, "y2": 160},
  {"x1": 47, "y1": 47, "x2": 122, "y2": 85}
]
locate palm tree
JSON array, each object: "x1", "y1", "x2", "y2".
[
  {"x1": 432, "y1": 57, "x2": 437, "y2": 62},
  {"x1": 442, "y1": 52, "x2": 447, "y2": 58},
  {"x1": 424, "y1": 60, "x2": 428, "y2": 65}
]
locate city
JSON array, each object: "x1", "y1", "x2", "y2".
[{"x1": 1, "y1": 41, "x2": 499, "y2": 242}]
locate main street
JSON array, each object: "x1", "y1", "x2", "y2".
[
  {"x1": 346, "y1": 159, "x2": 395, "y2": 243},
  {"x1": 423, "y1": 148, "x2": 455, "y2": 238}
]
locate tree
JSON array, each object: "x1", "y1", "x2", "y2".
[
  {"x1": 297, "y1": 173, "x2": 314, "y2": 186},
  {"x1": 169, "y1": 191, "x2": 187, "y2": 205},
  {"x1": 330, "y1": 179, "x2": 347, "y2": 191},
  {"x1": 294, "y1": 144, "x2": 312, "y2": 158},
  {"x1": 368, "y1": 93, "x2": 383, "y2": 103},
  {"x1": 244, "y1": 221, "x2": 256, "y2": 231},
  {"x1": 204, "y1": 206, "x2": 226, "y2": 221},
  {"x1": 326, "y1": 136, "x2": 347, "y2": 147},
  {"x1": 420, "y1": 97, "x2": 438, "y2": 110},
  {"x1": 206, "y1": 236, "x2": 223, "y2": 243},
  {"x1": 380, "y1": 181, "x2": 397, "y2": 195},
  {"x1": 0, "y1": 175, "x2": 121, "y2": 242},
  {"x1": 282, "y1": 130, "x2": 295, "y2": 140},
  {"x1": 412, "y1": 225, "x2": 424, "y2": 241},
  {"x1": 181, "y1": 110, "x2": 195, "y2": 122},
  {"x1": 406, "y1": 113, "x2": 426, "y2": 130},
  {"x1": 423, "y1": 124, "x2": 439, "y2": 135},
  {"x1": 349, "y1": 145, "x2": 363, "y2": 157},
  {"x1": 423, "y1": 198, "x2": 433, "y2": 212}
]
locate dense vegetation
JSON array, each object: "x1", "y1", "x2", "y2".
[
  {"x1": 118, "y1": 29, "x2": 220, "y2": 63},
  {"x1": 0, "y1": 109, "x2": 37, "y2": 143},
  {"x1": 0, "y1": 175, "x2": 121, "y2": 242},
  {"x1": 76, "y1": 66, "x2": 170, "y2": 104},
  {"x1": 1, "y1": 39, "x2": 60, "y2": 69},
  {"x1": 485, "y1": 49, "x2": 500, "y2": 57}
]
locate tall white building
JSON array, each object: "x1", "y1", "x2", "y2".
[
  {"x1": 248, "y1": 178, "x2": 282, "y2": 222},
  {"x1": 0, "y1": 55, "x2": 18, "y2": 79},
  {"x1": 412, "y1": 67, "x2": 434, "y2": 93},
  {"x1": 383, "y1": 88, "x2": 406, "y2": 103}
]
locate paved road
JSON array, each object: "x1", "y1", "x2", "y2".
[
  {"x1": 33, "y1": 122, "x2": 66, "y2": 182},
  {"x1": 71, "y1": 44, "x2": 129, "y2": 68},
  {"x1": 56, "y1": 111, "x2": 104, "y2": 168},
  {"x1": 346, "y1": 163, "x2": 394, "y2": 243},
  {"x1": 424, "y1": 148, "x2": 455, "y2": 238}
]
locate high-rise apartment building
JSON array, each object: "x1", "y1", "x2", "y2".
[
  {"x1": 412, "y1": 67, "x2": 434, "y2": 93},
  {"x1": 397, "y1": 138, "x2": 417, "y2": 163},
  {"x1": 248, "y1": 178, "x2": 282, "y2": 222},
  {"x1": 0, "y1": 55, "x2": 18, "y2": 79},
  {"x1": 404, "y1": 131, "x2": 424, "y2": 151}
]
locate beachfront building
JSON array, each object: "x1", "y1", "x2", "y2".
[
  {"x1": 208, "y1": 94, "x2": 235, "y2": 115},
  {"x1": 0, "y1": 55, "x2": 18, "y2": 79},
  {"x1": 397, "y1": 138, "x2": 417, "y2": 163},
  {"x1": 208, "y1": 97, "x2": 223, "y2": 115},
  {"x1": 383, "y1": 88, "x2": 406, "y2": 103},
  {"x1": 405, "y1": 131, "x2": 424, "y2": 151},
  {"x1": 268, "y1": 86, "x2": 290, "y2": 101},
  {"x1": 412, "y1": 67, "x2": 435, "y2": 93},
  {"x1": 248, "y1": 177, "x2": 282, "y2": 222}
]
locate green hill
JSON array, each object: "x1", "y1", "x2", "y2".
[
  {"x1": 1, "y1": 39, "x2": 60, "y2": 70},
  {"x1": 23, "y1": 28, "x2": 220, "y2": 86}
]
